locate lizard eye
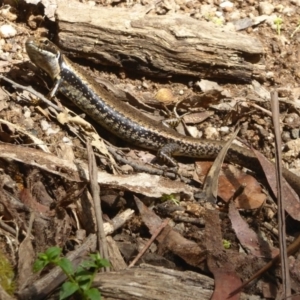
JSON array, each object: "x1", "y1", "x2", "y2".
[{"x1": 44, "y1": 40, "x2": 49, "y2": 45}]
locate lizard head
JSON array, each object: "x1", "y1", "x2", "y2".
[{"x1": 25, "y1": 37, "x2": 61, "y2": 80}]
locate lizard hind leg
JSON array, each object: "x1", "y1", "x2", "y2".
[{"x1": 157, "y1": 143, "x2": 181, "y2": 167}]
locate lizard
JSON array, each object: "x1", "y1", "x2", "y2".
[{"x1": 25, "y1": 37, "x2": 300, "y2": 197}]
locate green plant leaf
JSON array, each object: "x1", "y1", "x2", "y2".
[
  {"x1": 45, "y1": 247, "x2": 62, "y2": 261},
  {"x1": 222, "y1": 239, "x2": 231, "y2": 249},
  {"x1": 84, "y1": 288, "x2": 101, "y2": 300},
  {"x1": 57, "y1": 258, "x2": 74, "y2": 275},
  {"x1": 33, "y1": 259, "x2": 49, "y2": 272},
  {"x1": 74, "y1": 269, "x2": 93, "y2": 281},
  {"x1": 80, "y1": 259, "x2": 97, "y2": 270},
  {"x1": 96, "y1": 258, "x2": 110, "y2": 268},
  {"x1": 59, "y1": 282, "x2": 79, "y2": 300},
  {"x1": 37, "y1": 253, "x2": 49, "y2": 261},
  {"x1": 90, "y1": 254, "x2": 110, "y2": 269}
]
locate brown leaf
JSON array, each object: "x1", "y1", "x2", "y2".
[
  {"x1": 254, "y1": 149, "x2": 300, "y2": 221},
  {"x1": 205, "y1": 209, "x2": 242, "y2": 300},
  {"x1": 228, "y1": 202, "x2": 278, "y2": 258},
  {"x1": 19, "y1": 189, "x2": 50, "y2": 215},
  {"x1": 196, "y1": 162, "x2": 266, "y2": 209}
]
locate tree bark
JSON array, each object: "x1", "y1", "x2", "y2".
[
  {"x1": 93, "y1": 263, "x2": 214, "y2": 300},
  {"x1": 55, "y1": 0, "x2": 264, "y2": 82}
]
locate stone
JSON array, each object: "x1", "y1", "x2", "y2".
[{"x1": 258, "y1": 2, "x2": 274, "y2": 15}]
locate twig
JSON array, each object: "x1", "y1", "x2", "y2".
[
  {"x1": 248, "y1": 102, "x2": 272, "y2": 117},
  {"x1": 128, "y1": 218, "x2": 169, "y2": 268},
  {"x1": 270, "y1": 90, "x2": 291, "y2": 298},
  {"x1": 0, "y1": 75, "x2": 62, "y2": 112},
  {"x1": 229, "y1": 91, "x2": 292, "y2": 298},
  {"x1": 87, "y1": 142, "x2": 110, "y2": 271},
  {"x1": 0, "y1": 220, "x2": 16, "y2": 236},
  {"x1": 107, "y1": 146, "x2": 196, "y2": 185}
]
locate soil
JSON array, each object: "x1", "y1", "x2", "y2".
[{"x1": 1, "y1": 0, "x2": 300, "y2": 299}]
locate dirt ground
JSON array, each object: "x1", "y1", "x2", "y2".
[{"x1": 1, "y1": 0, "x2": 300, "y2": 299}]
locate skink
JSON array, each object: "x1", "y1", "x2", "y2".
[{"x1": 25, "y1": 37, "x2": 300, "y2": 196}]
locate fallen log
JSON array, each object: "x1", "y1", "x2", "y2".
[
  {"x1": 55, "y1": 0, "x2": 264, "y2": 82},
  {"x1": 93, "y1": 263, "x2": 214, "y2": 300}
]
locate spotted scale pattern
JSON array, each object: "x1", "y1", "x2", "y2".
[
  {"x1": 24, "y1": 38, "x2": 270, "y2": 174},
  {"x1": 58, "y1": 58, "x2": 263, "y2": 172}
]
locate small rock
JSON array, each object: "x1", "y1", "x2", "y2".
[
  {"x1": 291, "y1": 87, "x2": 300, "y2": 100},
  {"x1": 228, "y1": 10, "x2": 241, "y2": 21},
  {"x1": 258, "y1": 2, "x2": 274, "y2": 15},
  {"x1": 162, "y1": 0, "x2": 177, "y2": 11},
  {"x1": 186, "y1": 1, "x2": 195, "y2": 9},
  {"x1": 198, "y1": 79, "x2": 222, "y2": 92},
  {"x1": 252, "y1": 15, "x2": 268, "y2": 26},
  {"x1": 120, "y1": 164, "x2": 134, "y2": 174},
  {"x1": 220, "y1": 1, "x2": 233, "y2": 10},
  {"x1": 219, "y1": 126, "x2": 230, "y2": 133},
  {"x1": 290, "y1": 0, "x2": 300, "y2": 6},
  {"x1": 200, "y1": 4, "x2": 215, "y2": 16},
  {"x1": 291, "y1": 128, "x2": 300, "y2": 139},
  {"x1": 252, "y1": 80, "x2": 270, "y2": 100},
  {"x1": 284, "y1": 139, "x2": 300, "y2": 158},
  {"x1": 27, "y1": 14, "x2": 44, "y2": 30},
  {"x1": 203, "y1": 126, "x2": 219, "y2": 139},
  {"x1": 215, "y1": 11, "x2": 223, "y2": 18},
  {"x1": 0, "y1": 24, "x2": 17, "y2": 38},
  {"x1": 186, "y1": 126, "x2": 202, "y2": 138},
  {"x1": 223, "y1": 22, "x2": 236, "y2": 31},
  {"x1": 192, "y1": 12, "x2": 202, "y2": 20},
  {"x1": 275, "y1": 4, "x2": 284, "y2": 12},
  {"x1": 2, "y1": 42, "x2": 12, "y2": 52},
  {"x1": 0, "y1": 5, "x2": 17, "y2": 21},
  {"x1": 40, "y1": 119, "x2": 51, "y2": 131},
  {"x1": 142, "y1": 81, "x2": 149, "y2": 89},
  {"x1": 155, "y1": 88, "x2": 175, "y2": 104},
  {"x1": 223, "y1": 5, "x2": 233, "y2": 12},
  {"x1": 23, "y1": 107, "x2": 31, "y2": 118},
  {"x1": 282, "y1": 6, "x2": 295, "y2": 16},
  {"x1": 284, "y1": 113, "x2": 300, "y2": 126},
  {"x1": 277, "y1": 88, "x2": 291, "y2": 98},
  {"x1": 22, "y1": 119, "x2": 34, "y2": 130},
  {"x1": 233, "y1": 17, "x2": 253, "y2": 30},
  {"x1": 254, "y1": 124, "x2": 269, "y2": 138},
  {"x1": 282, "y1": 131, "x2": 291, "y2": 142},
  {"x1": 62, "y1": 137, "x2": 72, "y2": 144}
]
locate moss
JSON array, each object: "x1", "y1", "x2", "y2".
[{"x1": 0, "y1": 249, "x2": 15, "y2": 295}]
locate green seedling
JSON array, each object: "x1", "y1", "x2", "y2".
[
  {"x1": 274, "y1": 16, "x2": 283, "y2": 35},
  {"x1": 161, "y1": 193, "x2": 180, "y2": 206},
  {"x1": 291, "y1": 19, "x2": 300, "y2": 38},
  {"x1": 222, "y1": 239, "x2": 231, "y2": 249},
  {"x1": 34, "y1": 247, "x2": 110, "y2": 300},
  {"x1": 212, "y1": 17, "x2": 224, "y2": 26},
  {"x1": 204, "y1": 13, "x2": 223, "y2": 26}
]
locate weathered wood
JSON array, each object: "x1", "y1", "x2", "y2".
[
  {"x1": 93, "y1": 264, "x2": 214, "y2": 300},
  {"x1": 55, "y1": 0, "x2": 264, "y2": 82}
]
